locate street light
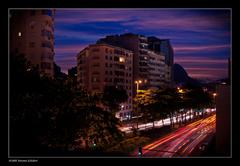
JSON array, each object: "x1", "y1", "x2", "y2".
[
  {"x1": 135, "y1": 80, "x2": 142, "y2": 92},
  {"x1": 134, "y1": 80, "x2": 147, "y2": 130},
  {"x1": 213, "y1": 93, "x2": 217, "y2": 109}
]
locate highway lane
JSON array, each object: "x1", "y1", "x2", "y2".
[
  {"x1": 132, "y1": 114, "x2": 216, "y2": 157},
  {"x1": 120, "y1": 108, "x2": 216, "y2": 133}
]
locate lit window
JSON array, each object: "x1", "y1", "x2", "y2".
[
  {"x1": 18, "y1": 32, "x2": 22, "y2": 37},
  {"x1": 119, "y1": 57, "x2": 125, "y2": 63}
]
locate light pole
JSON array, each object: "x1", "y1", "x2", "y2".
[
  {"x1": 135, "y1": 80, "x2": 142, "y2": 92},
  {"x1": 213, "y1": 93, "x2": 217, "y2": 112},
  {"x1": 135, "y1": 80, "x2": 144, "y2": 129}
]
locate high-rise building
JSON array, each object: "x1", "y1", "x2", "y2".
[
  {"x1": 216, "y1": 84, "x2": 231, "y2": 156},
  {"x1": 97, "y1": 33, "x2": 174, "y2": 92},
  {"x1": 148, "y1": 37, "x2": 174, "y2": 87},
  {"x1": 147, "y1": 50, "x2": 166, "y2": 88},
  {"x1": 10, "y1": 9, "x2": 55, "y2": 77},
  {"x1": 77, "y1": 43, "x2": 133, "y2": 120}
]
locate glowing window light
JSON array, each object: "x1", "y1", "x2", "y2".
[{"x1": 119, "y1": 57, "x2": 125, "y2": 63}]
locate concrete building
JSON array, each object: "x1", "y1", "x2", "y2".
[
  {"x1": 97, "y1": 33, "x2": 174, "y2": 92},
  {"x1": 148, "y1": 37, "x2": 174, "y2": 87},
  {"x1": 147, "y1": 50, "x2": 166, "y2": 88},
  {"x1": 10, "y1": 9, "x2": 55, "y2": 77},
  {"x1": 216, "y1": 84, "x2": 231, "y2": 156},
  {"x1": 77, "y1": 43, "x2": 133, "y2": 120}
]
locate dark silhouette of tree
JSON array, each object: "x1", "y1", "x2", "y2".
[
  {"x1": 10, "y1": 54, "x2": 123, "y2": 156},
  {"x1": 101, "y1": 86, "x2": 128, "y2": 113}
]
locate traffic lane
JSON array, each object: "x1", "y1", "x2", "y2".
[
  {"x1": 139, "y1": 115, "x2": 216, "y2": 157},
  {"x1": 171, "y1": 116, "x2": 216, "y2": 157}
]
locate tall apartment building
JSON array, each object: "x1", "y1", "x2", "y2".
[
  {"x1": 148, "y1": 37, "x2": 174, "y2": 87},
  {"x1": 77, "y1": 43, "x2": 133, "y2": 120},
  {"x1": 10, "y1": 9, "x2": 55, "y2": 77},
  {"x1": 147, "y1": 50, "x2": 166, "y2": 88},
  {"x1": 97, "y1": 33, "x2": 173, "y2": 92}
]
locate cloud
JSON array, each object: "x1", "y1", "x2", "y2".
[
  {"x1": 173, "y1": 44, "x2": 230, "y2": 54},
  {"x1": 55, "y1": 56, "x2": 77, "y2": 74},
  {"x1": 174, "y1": 56, "x2": 228, "y2": 80},
  {"x1": 55, "y1": 44, "x2": 87, "y2": 55},
  {"x1": 55, "y1": 9, "x2": 134, "y2": 24},
  {"x1": 55, "y1": 9, "x2": 230, "y2": 34},
  {"x1": 187, "y1": 69, "x2": 228, "y2": 80},
  {"x1": 188, "y1": 73, "x2": 224, "y2": 79},
  {"x1": 174, "y1": 56, "x2": 228, "y2": 64},
  {"x1": 185, "y1": 67, "x2": 228, "y2": 79},
  {"x1": 54, "y1": 9, "x2": 230, "y2": 78},
  {"x1": 55, "y1": 29, "x2": 105, "y2": 41}
]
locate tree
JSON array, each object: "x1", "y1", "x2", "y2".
[
  {"x1": 10, "y1": 54, "x2": 124, "y2": 155},
  {"x1": 101, "y1": 86, "x2": 128, "y2": 113},
  {"x1": 181, "y1": 86, "x2": 213, "y2": 120},
  {"x1": 133, "y1": 89, "x2": 171, "y2": 129}
]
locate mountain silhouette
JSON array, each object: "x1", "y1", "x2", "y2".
[{"x1": 173, "y1": 63, "x2": 201, "y2": 87}]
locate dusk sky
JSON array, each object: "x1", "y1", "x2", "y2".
[{"x1": 54, "y1": 9, "x2": 231, "y2": 81}]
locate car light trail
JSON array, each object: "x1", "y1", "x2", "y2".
[{"x1": 132, "y1": 114, "x2": 216, "y2": 157}]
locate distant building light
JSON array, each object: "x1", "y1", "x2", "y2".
[
  {"x1": 119, "y1": 57, "x2": 125, "y2": 63},
  {"x1": 18, "y1": 32, "x2": 22, "y2": 37},
  {"x1": 178, "y1": 89, "x2": 184, "y2": 93}
]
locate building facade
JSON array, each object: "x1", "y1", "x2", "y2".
[
  {"x1": 147, "y1": 50, "x2": 166, "y2": 88},
  {"x1": 77, "y1": 43, "x2": 133, "y2": 120},
  {"x1": 216, "y1": 84, "x2": 231, "y2": 156},
  {"x1": 148, "y1": 37, "x2": 174, "y2": 87},
  {"x1": 10, "y1": 9, "x2": 55, "y2": 77},
  {"x1": 97, "y1": 33, "x2": 174, "y2": 92}
]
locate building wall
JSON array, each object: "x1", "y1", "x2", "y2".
[
  {"x1": 148, "y1": 37, "x2": 174, "y2": 88},
  {"x1": 77, "y1": 44, "x2": 133, "y2": 120},
  {"x1": 97, "y1": 33, "x2": 174, "y2": 91},
  {"x1": 147, "y1": 50, "x2": 166, "y2": 88},
  {"x1": 10, "y1": 9, "x2": 55, "y2": 77},
  {"x1": 216, "y1": 84, "x2": 231, "y2": 156}
]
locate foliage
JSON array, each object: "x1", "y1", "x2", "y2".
[
  {"x1": 101, "y1": 85, "x2": 128, "y2": 113},
  {"x1": 133, "y1": 86, "x2": 213, "y2": 129},
  {"x1": 10, "y1": 54, "x2": 123, "y2": 155},
  {"x1": 106, "y1": 136, "x2": 151, "y2": 154}
]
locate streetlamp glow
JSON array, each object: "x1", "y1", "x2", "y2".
[
  {"x1": 135, "y1": 80, "x2": 143, "y2": 92},
  {"x1": 178, "y1": 89, "x2": 183, "y2": 93}
]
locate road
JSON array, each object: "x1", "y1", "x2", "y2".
[
  {"x1": 132, "y1": 114, "x2": 216, "y2": 157},
  {"x1": 120, "y1": 108, "x2": 216, "y2": 133}
]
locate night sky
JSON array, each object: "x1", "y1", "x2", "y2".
[{"x1": 54, "y1": 9, "x2": 230, "y2": 81}]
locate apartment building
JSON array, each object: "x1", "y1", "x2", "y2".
[
  {"x1": 10, "y1": 9, "x2": 55, "y2": 77},
  {"x1": 148, "y1": 37, "x2": 174, "y2": 87},
  {"x1": 97, "y1": 33, "x2": 174, "y2": 91},
  {"x1": 77, "y1": 43, "x2": 133, "y2": 120},
  {"x1": 147, "y1": 50, "x2": 166, "y2": 88}
]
